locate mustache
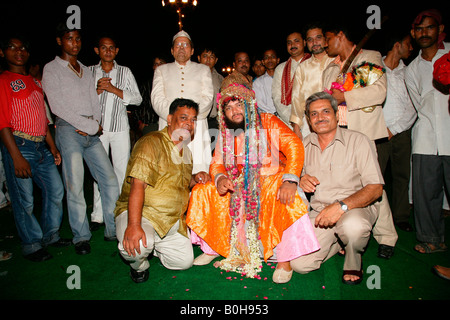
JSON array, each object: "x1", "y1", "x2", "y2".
[{"x1": 418, "y1": 36, "x2": 432, "y2": 41}]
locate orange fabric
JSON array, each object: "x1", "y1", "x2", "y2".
[{"x1": 186, "y1": 114, "x2": 307, "y2": 261}]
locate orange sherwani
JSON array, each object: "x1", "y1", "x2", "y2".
[{"x1": 187, "y1": 113, "x2": 309, "y2": 261}]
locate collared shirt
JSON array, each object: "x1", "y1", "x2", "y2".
[
  {"x1": 89, "y1": 61, "x2": 142, "y2": 132},
  {"x1": 0, "y1": 71, "x2": 48, "y2": 136},
  {"x1": 114, "y1": 127, "x2": 193, "y2": 238},
  {"x1": 381, "y1": 58, "x2": 417, "y2": 135},
  {"x1": 302, "y1": 127, "x2": 384, "y2": 213},
  {"x1": 405, "y1": 42, "x2": 450, "y2": 156},
  {"x1": 42, "y1": 56, "x2": 101, "y2": 135},
  {"x1": 253, "y1": 72, "x2": 277, "y2": 114}
]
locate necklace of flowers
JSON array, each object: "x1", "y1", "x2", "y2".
[{"x1": 217, "y1": 96, "x2": 264, "y2": 278}]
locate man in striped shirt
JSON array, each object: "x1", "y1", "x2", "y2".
[
  {"x1": 0, "y1": 35, "x2": 70, "y2": 262},
  {"x1": 89, "y1": 36, "x2": 142, "y2": 231}
]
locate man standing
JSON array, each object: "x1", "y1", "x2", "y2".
[
  {"x1": 272, "y1": 31, "x2": 310, "y2": 128},
  {"x1": 115, "y1": 98, "x2": 209, "y2": 283},
  {"x1": 187, "y1": 83, "x2": 320, "y2": 284},
  {"x1": 89, "y1": 36, "x2": 142, "y2": 232},
  {"x1": 290, "y1": 24, "x2": 334, "y2": 139},
  {"x1": 253, "y1": 49, "x2": 280, "y2": 114},
  {"x1": 0, "y1": 35, "x2": 69, "y2": 261},
  {"x1": 405, "y1": 9, "x2": 450, "y2": 254},
  {"x1": 151, "y1": 30, "x2": 214, "y2": 174},
  {"x1": 291, "y1": 92, "x2": 384, "y2": 285},
  {"x1": 379, "y1": 30, "x2": 416, "y2": 232},
  {"x1": 42, "y1": 25, "x2": 120, "y2": 255},
  {"x1": 197, "y1": 47, "x2": 223, "y2": 132},
  {"x1": 322, "y1": 23, "x2": 397, "y2": 259},
  {"x1": 221, "y1": 52, "x2": 253, "y2": 90}
]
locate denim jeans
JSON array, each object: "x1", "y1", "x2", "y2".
[
  {"x1": 55, "y1": 118, "x2": 119, "y2": 244},
  {"x1": 1, "y1": 136, "x2": 64, "y2": 256}
]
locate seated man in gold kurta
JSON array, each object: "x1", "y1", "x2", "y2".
[{"x1": 114, "y1": 98, "x2": 210, "y2": 283}]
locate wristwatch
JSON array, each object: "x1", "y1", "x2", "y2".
[{"x1": 338, "y1": 200, "x2": 348, "y2": 212}]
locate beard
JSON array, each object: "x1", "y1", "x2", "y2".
[{"x1": 224, "y1": 116, "x2": 245, "y2": 132}]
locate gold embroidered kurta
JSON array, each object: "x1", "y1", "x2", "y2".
[{"x1": 114, "y1": 127, "x2": 193, "y2": 238}]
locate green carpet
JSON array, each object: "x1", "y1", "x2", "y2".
[{"x1": 1, "y1": 175, "x2": 450, "y2": 304}]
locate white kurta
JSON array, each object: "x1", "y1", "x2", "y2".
[{"x1": 151, "y1": 60, "x2": 214, "y2": 173}]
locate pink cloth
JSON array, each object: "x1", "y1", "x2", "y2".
[{"x1": 190, "y1": 213, "x2": 320, "y2": 262}]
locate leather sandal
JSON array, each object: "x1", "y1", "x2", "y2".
[{"x1": 342, "y1": 269, "x2": 363, "y2": 285}]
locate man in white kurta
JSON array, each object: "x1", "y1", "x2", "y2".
[
  {"x1": 272, "y1": 32, "x2": 310, "y2": 129},
  {"x1": 290, "y1": 25, "x2": 334, "y2": 139},
  {"x1": 151, "y1": 31, "x2": 214, "y2": 173}
]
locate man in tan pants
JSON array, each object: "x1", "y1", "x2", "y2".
[{"x1": 290, "y1": 92, "x2": 384, "y2": 285}]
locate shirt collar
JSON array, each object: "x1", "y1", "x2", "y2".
[
  {"x1": 95, "y1": 60, "x2": 118, "y2": 71},
  {"x1": 175, "y1": 60, "x2": 191, "y2": 69},
  {"x1": 55, "y1": 55, "x2": 84, "y2": 68},
  {"x1": 307, "y1": 126, "x2": 346, "y2": 150}
]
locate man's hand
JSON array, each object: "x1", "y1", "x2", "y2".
[
  {"x1": 331, "y1": 88, "x2": 345, "y2": 105},
  {"x1": 299, "y1": 174, "x2": 320, "y2": 193},
  {"x1": 190, "y1": 171, "x2": 211, "y2": 188},
  {"x1": 13, "y1": 155, "x2": 32, "y2": 178},
  {"x1": 96, "y1": 77, "x2": 123, "y2": 98},
  {"x1": 315, "y1": 202, "x2": 344, "y2": 228},
  {"x1": 277, "y1": 181, "x2": 297, "y2": 205},
  {"x1": 216, "y1": 175, "x2": 234, "y2": 195},
  {"x1": 122, "y1": 224, "x2": 147, "y2": 257},
  {"x1": 75, "y1": 124, "x2": 103, "y2": 137}
]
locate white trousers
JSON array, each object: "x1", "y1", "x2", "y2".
[
  {"x1": 116, "y1": 211, "x2": 194, "y2": 272},
  {"x1": 91, "y1": 130, "x2": 130, "y2": 223}
]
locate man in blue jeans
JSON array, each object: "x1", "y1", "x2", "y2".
[
  {"x1": 0, "y1": 35, "x2": 70, "y2": 261},
  {"x1": 42, "y1": 24, "x2": 120, "y2": 255}
]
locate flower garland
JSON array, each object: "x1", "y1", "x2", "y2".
[
  {"x1": 324, "y1": 61, "x2": 385, "y2": 113},
  {"x1": 215, "y1": 84, "x2": 264, "y2": 278}
]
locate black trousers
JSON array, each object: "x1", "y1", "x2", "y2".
[
  {"x1": 376, "y1": 128, "x2": 412, "y2": 224},
  {"x1": 412, "y1": 153, "x2": 450, "y2": 244}
]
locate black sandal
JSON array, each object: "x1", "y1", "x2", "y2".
[{"x1": 342, "y1": 269, "x2": 363, "y2": 285}]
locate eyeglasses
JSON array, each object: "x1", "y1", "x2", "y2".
[{"x1": 174, "y1": 42, "x2": 191, "y2": 48}]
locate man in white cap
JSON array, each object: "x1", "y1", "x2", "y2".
[{"x1": 151, "y1": 30, "x2": 214, "y2": 173}]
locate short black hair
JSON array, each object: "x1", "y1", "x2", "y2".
[
  {"x1": 95, "y1": 33, "x2": 119, "y2": 48},
  {"x1": 56, "y1": 21, "x2": 81, "y2": 39},
  {"x1": 0, "y1": 34, "x2": 31, "y2": 52},
  {"x1": 302, "y1": 22, "x2": 325, "y2": 39},
  {"x1": 323, "y1": 21, "x2": 355, "y2": 43},
  {"x1": 169, "y1": 98, "x2": 199, "y2": 115}
]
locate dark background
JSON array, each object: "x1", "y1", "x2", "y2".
[{"x1": 1, "y1": 1, "x2": 448, "y2": 83}]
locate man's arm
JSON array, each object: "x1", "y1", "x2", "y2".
[
  {"x1": 150, "y1": 66, "x2": 171, "y2": 122},
  {"x1": 315, "y1": 183, "x2": 383, "y2": 228},
  {"x1": 196, "y1": 65, "x2": 214, "y2": 120},
  {"x1": 122, "y1": 177, "x2": 148, "y2": 257},
  {"x1": 0, "y1": 127, "x2": 31, "y2": 178}
]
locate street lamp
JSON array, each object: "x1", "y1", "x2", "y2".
[{"x1": 162, "y1": 0, "x2": 198, "y2": 31}]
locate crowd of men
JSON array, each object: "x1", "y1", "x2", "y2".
[{"x1": 0, "y1": 8, "x2": 449, "y2": 285}]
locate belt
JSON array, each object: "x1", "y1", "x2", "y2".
[{"x1": 13, "y1": 131, "x2": 45, "y2": 142}]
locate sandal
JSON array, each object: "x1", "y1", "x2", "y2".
[
  {"x1": 342, "y1": 269, "x2": 363, "y2": 285},
  {"x1": 414, "y1": 242, "x2": 447, "y2": 254}
]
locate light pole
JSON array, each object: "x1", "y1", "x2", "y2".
[{"x1": 162, "y1": 0, "x2": 198, "y2": 31}]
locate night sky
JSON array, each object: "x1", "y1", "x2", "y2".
[{"x1": 1, "y1": 1, "x2": 448, "y2": 83}]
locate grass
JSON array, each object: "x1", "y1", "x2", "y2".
[{"x1": 0, "y1": 172, "x2": 449, "y2": 316}]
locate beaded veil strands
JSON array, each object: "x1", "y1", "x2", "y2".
[{"x1": 216, "y1": 84, "x2": 265, "y2": 278}]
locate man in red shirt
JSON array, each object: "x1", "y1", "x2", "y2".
[{"x1": 0, "y1": 35, "x2": 70, "y2": 261}]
